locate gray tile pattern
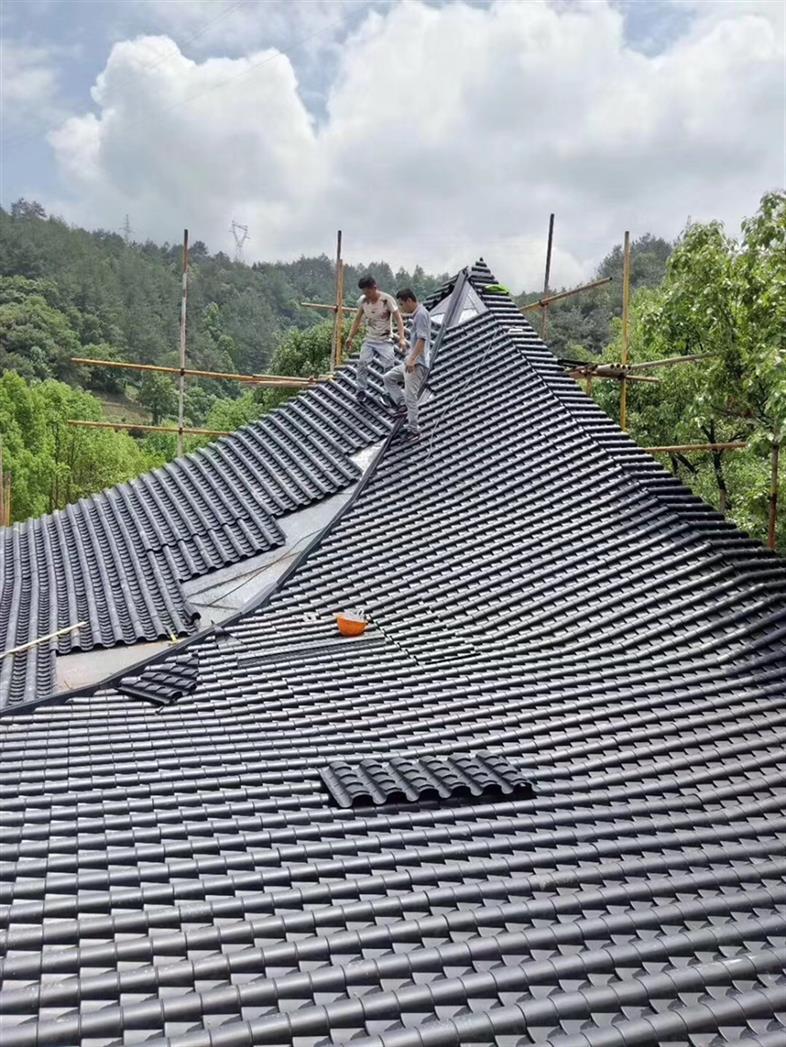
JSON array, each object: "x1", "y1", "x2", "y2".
[
  {"x1": 1, "y1": 262, "x2": 785, "y2": 1046},
  {"x1": 0, "y1": 353, "x2": 399, "y2": 710}
]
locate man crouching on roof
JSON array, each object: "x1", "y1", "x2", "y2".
[
  {"x1": 346, "y1": 274, "x2": 406, "y2": 404},
  {"x1": 383, "y1": 288, "x2": 431, "y2": 445}
]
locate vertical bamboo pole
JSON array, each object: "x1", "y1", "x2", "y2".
[
  {"x1": 0, "y1": 436, "x2": 5, "y2": 527},
  {"x1": 768, "y1": 439, "x2": 781, "y2": 550},
  {"x1": 620, "y1": 230, "x2": 631, "y2": 431},
  {"x1": 5, "y1": 473, "x2": 11, "y2": 527},
  {"x1": 332, "y1": 229, "x2": 343, "y2": 371},
  {"x1": 541, "y1": 213, "x2": 555, "y2": 340},
  {"x1": 177, "y1": 228, "x2": 189, "y2": 457},
  {"x1": 335, "y1": 261, "x2": 346, "y2": 368}
]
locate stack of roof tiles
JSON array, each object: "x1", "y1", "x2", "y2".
[{"x1": 1, "y1": 263, "x2": 785, "y2": 1046}]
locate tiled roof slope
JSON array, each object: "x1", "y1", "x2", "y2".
[
  {"x1": 1, "y1": 263, "x2": 786, "y2": 1047},
  {"x1": 0, "y1": 355, "x2": 399, "y2": 710}
]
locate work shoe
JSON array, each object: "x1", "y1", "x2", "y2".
[
  {"x1": 355, "y1": 389, "x2": 368, "y2": 404},
  {"x1": 399, "y1": 426, "x2": 421, "y2": 444}
]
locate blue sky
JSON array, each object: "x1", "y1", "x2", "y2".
[{"x1": 2, "y1": 0, "x2": 784, "y2": 286}]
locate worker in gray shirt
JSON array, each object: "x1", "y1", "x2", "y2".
[
  {"x1": 383, "y1": 288, "x2": 431, "y2": 443},
  {"x1": 346, "y1": 274, "x2": 406, "y2": 403}
]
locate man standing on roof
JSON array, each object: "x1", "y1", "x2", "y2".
[
  {"x1": 346, "y1": 275, "x2": 406, "y2": 404},
  {"x1": 383, "y1": 289, "x2": 431, "y2": 444}
]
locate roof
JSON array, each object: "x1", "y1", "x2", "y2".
[
  {"x1": 0, "y1": 344, "x2": 398, "y2": 710},
  {"x1": 1, "y1": 262, "x2": 786, "y2": 1046}
]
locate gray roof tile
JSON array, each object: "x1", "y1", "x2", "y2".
[{"x1": 1, "y1": 262, "x2": 785, "y2": 1045}]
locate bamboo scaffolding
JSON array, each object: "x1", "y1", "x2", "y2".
[
  {"x1": 520, "y1": 276, "x2": 613, "y2": 313},
  {"x1": 620, "y1": 230, "x2": 632, "y2": 431},
  {"x1": 565, "y1": 365, "x2": 659, "y2": 385},
  {"x1": 300, "y1": 301, "x2": 342, "y2": 312},
  {"x1": 68, "y1": 420, "x2": 232, "y2": 437},
  {"x1": 643, "y1": 442, "x2": 747, "y2": 453},
  {"x1": 71, "y1": 358, "x2": 322, "y2": 386},
  {"x1": 177, "y1": 228, "x2": 189, "y2": 456},
  {"x1": 626, "y1": 353, "x2": 715, "y2": 372},
  {"x1": 1, "y1": 621, "x2": 86, "y2": 660},
  {"x1": 768, "y1": 440, "x2": 781, "y2": 551},
  {"x1": 541, "y1": 213, "x2": 554, "y2": 339},
  {"x1": 335, "y1": 256, "x2": 346, "y2": 367},
  {"x1": 331, "y1": 230, "x2": 343, "y2": 371}
]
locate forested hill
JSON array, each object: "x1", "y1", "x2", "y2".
[{"x1": 0, "y1": 200, "x2": 447, "y2": 387}]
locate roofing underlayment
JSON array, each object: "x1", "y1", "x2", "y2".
[{"x1": 1, "y1": 264, "x2": 786, "y2": 1046}]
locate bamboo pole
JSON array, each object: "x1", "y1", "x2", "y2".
[
  {"x1": 541, "y1": 213, "x2": 554, "y2": 340},
  {"x1": 335, "y1": 260, "x2": 346, "y2": 367},
  {"x1": 620, "y1": 230, "x2": 632, "y2": 431},
  {"x1": 70, "y1": 358, "x2": 322, "y2": 387},
  {"x1": 1, "y1": 621, "x2": 87, "y2": 660},
  {"x1": 331, "y1": 230, "x2": 342, "y2": 371},
  {"x1": 520, "y1": 276, "x2": 613, "y2": 313},
  {"x1": 301, "y1": 301, "x2": 339, "y2": 312},
  {"x1": 626, "y1": 353, "x2": 715, "y2": 372},
  {"x1": 768, "y1": 439, "x2": 781, "y2": 551},
  {"x1": 4, "y1": 473, "x2": 11, "y2": 528},
  {"x1": 177, "y1": 229, "x2": 189, "y2": 457},
  {"x1": 566, "y1": 367, "x2": 659, "y2": 384},
  {"x1": 67, "y1": 420, "x2": 232, "y2": 437},
  {"x1": 0, "y1": 436, "x2": 4, "y2": 527},
  {"x1": 643, "y1": 442, "x2": 747, "y2": 453}
]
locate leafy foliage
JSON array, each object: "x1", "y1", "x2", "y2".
[
  {"x1": 591, "y1": 192, "x2": 785, "y2": 549},
  {"x1": 0, "y1": 371, "x2": 163, "y2": 521}
]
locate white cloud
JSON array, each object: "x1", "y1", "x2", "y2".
[
  {"x1": 1, "y1": 41, "x2": 64, "y2": 131},
  {"x1": 47, "y1": 0, "x2": 785, "y2": 289}
]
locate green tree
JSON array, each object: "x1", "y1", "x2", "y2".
[
  {"x1": 0, "y1": 371, "x2": 158, "y2": 521},
  {"x1": 594, "y1": 192, "x2": 786, "y2": 549},
  {"x1": 0, "y1": 285, "x2": 81, "y2": 380},
  {"x1": 137, "y1": 373, "x2": 177, "y2": 425}
]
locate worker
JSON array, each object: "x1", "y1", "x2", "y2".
[
  {"x1": 346, "y1": 275, "x2": 406, "y2": 403},
  {"x1": 383, "y1": 288, "x2": 431, "y2": 443}
]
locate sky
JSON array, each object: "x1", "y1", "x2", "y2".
[{"x1": 1, "y1": 0, "x2": 784, "y2": 290}]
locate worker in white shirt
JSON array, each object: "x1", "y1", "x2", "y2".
[{"x1": 346, "y1": 274, "x2": 406, "y2": 404}]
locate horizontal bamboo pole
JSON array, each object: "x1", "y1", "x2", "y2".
[
  {"x1": 567, "y1": 368, "x2": 660, "y2": 384},
  {"x1": 68, "y1": 420, "x2": 232, "y2": 437},
  {"x1": 1, "y1": 621, "x2": 86, "y2": 660},
  {"x1": 627, "y1": 353, "x2": 715, "y2": 372},
  {"x1": 644, "y1": 442, "x2": 748, "y2": 453},
  {"x1": 301, "y1": 301, "x2": 339, "y2": 312},
  {"x1": 71, "y1": 357, "x2": 325, "y2": 386},
  {"x1": 520, "y1": 276, "x2": 612, "y2": 313}
]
